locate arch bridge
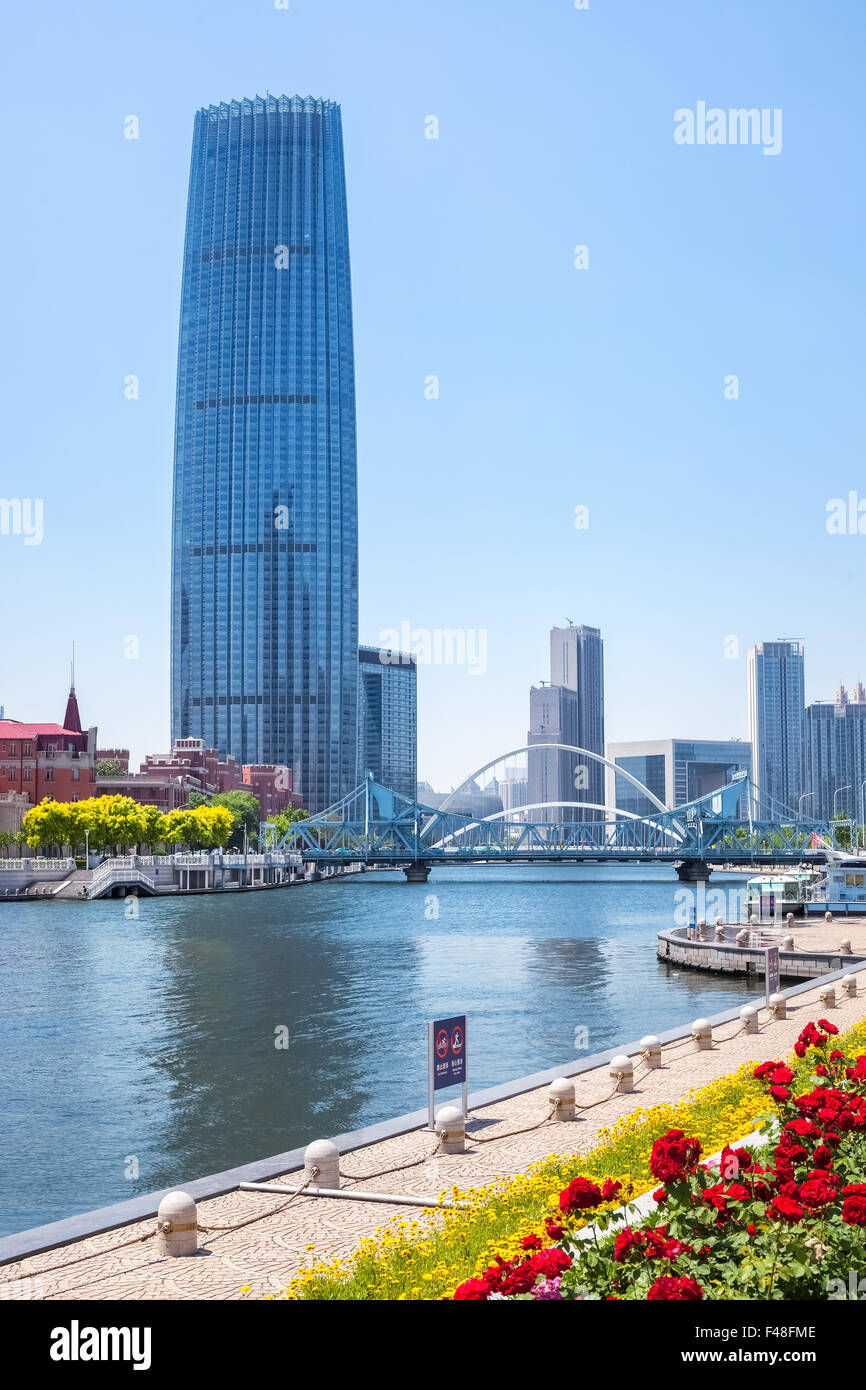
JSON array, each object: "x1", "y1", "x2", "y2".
[{"x1": 273, "y1": 752, "x2": 846, "y2": 883}]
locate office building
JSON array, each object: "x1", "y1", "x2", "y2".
[
  {"x1": 747, "y1": 640, "x2": 806, "y2": 812},
  {"x1": 170, "y1": 95, "x2": 359, "y2": 812}
]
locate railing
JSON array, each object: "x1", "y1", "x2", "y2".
[
  {"x1": 0, "y1": 857, "x2": 75, "y2": 871},
  {"x1": 90, "y1": 865, "x2": 156, "y2": 895}
]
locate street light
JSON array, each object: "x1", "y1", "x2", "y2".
[
  {"x1": 84, "y1": 828, "x2": 90, "y2": 870},
  {"x1": 834, "y1": 785, "x2": 853, "y2": 817},
  {"x1": 798, "y1": 792, "x2": 813, "y2": 816}
]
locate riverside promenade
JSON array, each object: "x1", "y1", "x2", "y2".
[{"x1": 3, "y1": 962, "x2": 866, "y2": 1301}]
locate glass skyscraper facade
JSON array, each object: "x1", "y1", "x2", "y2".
[
  {"x1": 170, "y1": 96, "x2": 358, "y2": 813},
  {"x1": 807, "y1": 697, "x2": 866, "y2": 821},
  {"x1": 747, "y1": 641, "x2": 806, "y2": 813},
  {"x1": 357, "y1": 647, "x2": 417, "y2": 799},
  {"x1": 607, "y1": 738, "x2": 752, "y2": 818}
]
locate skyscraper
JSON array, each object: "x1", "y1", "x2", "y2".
[
  {"x1": 527, "y1": 683, "x2": 579, "y2": 819},
  {"x1": 606, "y1": 738, "x2": 752, "y2": 818},
  {"x1": 549, "y1": 624, "x2": 605, "y2": 812},
  {"x1": 170, "y1": 96, "x2": 358, "y2": 812},
  {"x1": 357, "y1": 647, "x2": 417, "y2": 799},
  {"x1": 747, "y1": 640, "x2": 806, "y2": 812},
  {"x1": 807, "y1": 690, "x2": 866, "y2": 821}
]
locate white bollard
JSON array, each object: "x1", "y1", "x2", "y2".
[
  {"x1": 740, "y1": 1004, "x2": 759, "y2": 1034},
  {"x1": 840, "y1": 938, "x2": 853, "y2": 955},
  {"x1": 819, "y1": 984, "x2": 836, "y2": 1010},
  {"x1": 696, "y1": 918, "x2": 707, "y2": 941},
  {"x1": 748, "y1": 913, "x2": 757, "y2": 927},
  {"x1": 305, "y1": 1139, "x2": 340, "y2": 1190},
  {"x1": 548, "y1": 1077, "x2": 576, "y2": 1120},
  {"x1": 714, "y1": 915, "x2": 724, "y2": 927},
  {"x1": 781, "y1": 935, "x2": 795, "y2": 951},
  {"x1": 156, "y1": 1191, "x2": 198, "y2": 1257},
  {"x1": 769, "y1": 992, "x2": 787, "y2": 1020},
  {"x1": 736, "y1": 929, "x2": 750, "y2": 946},
  {"x1": 842, "y1": 974, "x2": 858, "y2": 998},
  {"x1": 609, "y1": 1055, "x2": 634, "y2": 1093},
  {"x1": 786, "y1": 913, "x2": 794, "y2": 928},
  {"x1": 692, "y1": 1018, "x2": 713, "y2": 1051},
  {"x1": 640, "y1": 1035, "x2": 662, "y2": 1069},
  {"x1": 435, "y1": 1105, "x2": 466, "y2": 1154},
  {"x1": 714, "y1": 923, "x2": 726, "y2": 942},
  {"x1": 825, "y1": 911, "x2": 833, "y2": 923}
]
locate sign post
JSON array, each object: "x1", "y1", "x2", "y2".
[
  {"x1": 427, "y1": 1013, "x2": 468, "y2": 1129},
  {"x1": 765, "y1": 946, "x2": 780, "y2": 1008}
]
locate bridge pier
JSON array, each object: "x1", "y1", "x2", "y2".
[
  {"x1": 675, "y1": 860, "x2": 712, "y2": 884},
  {"x1": 403, "y1": 861, "x2": 431, "y2": 884}
]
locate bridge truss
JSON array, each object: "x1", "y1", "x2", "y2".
[{"x1": 274, "y1": 770, "x2": 847, "y2": 869}]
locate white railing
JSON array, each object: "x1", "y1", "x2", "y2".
[
  {"x1": 90, "y1": 864, "x2": 156, "y2": 894},
  {"x1": 0, "y1": 857, "x2": 75, "y2": 871}
]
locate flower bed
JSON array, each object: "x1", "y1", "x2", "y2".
[
  {"x1": 276, "y1": 1017, "x2": 866, "y2": 1301},
  {"x1": 454, "y1": 1019, "x2": 866, "y2": 1301}
]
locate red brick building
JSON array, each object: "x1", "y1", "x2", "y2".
[
  {"x1": 95, "y1": 738, "x2": 303, "y2": 817},
  {"x1": 0, "y1": 687, "x2": 98, "y2": 806},
  {"x1": 242, "y1": 765, "x2": 304, "y2": 819}
]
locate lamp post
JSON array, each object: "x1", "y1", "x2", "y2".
[
  {"x1": 85, "y1": 828, "x2": 90, "y2": 870},
  {"x1": 798, "y1": 792, "x2": 813, "y2": 816},
  {"x1": 834, "y1": 785, "x2": 852, "y2": 817},
  {"x1": 859, "y1": 777, "x2": 866, "y2": 853}
]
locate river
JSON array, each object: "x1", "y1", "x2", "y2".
[{"x1": 0, "y1": 864, "x2": 757, "y2": 1235}]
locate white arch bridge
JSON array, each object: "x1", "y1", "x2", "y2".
[{"x1": 271, "y1": 747, "x2": 844, "y2": 883}]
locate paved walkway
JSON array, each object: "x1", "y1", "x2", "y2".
[{"x1": 2, "y1": 967, "x2": 865, "y2": 1302}]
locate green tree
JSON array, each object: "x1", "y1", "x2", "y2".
[
  {"x1": 95, "y1": 758, "x2": 125, "y2": 777},
  {"x1": 189, "y1": 790, "x2": 261, "y2": 848}
]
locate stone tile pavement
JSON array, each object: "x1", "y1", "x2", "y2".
[{"x1": 2, "y1": 971, "x2": 865, "y2": 1301}]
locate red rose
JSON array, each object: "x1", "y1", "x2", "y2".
[
  {"x1": 771, "y1": 1065, "x2": 795, "y2": 1085},
  {"x1": 746, "y1": 1224, "x2": 757, "y2": 1237},
  {"x1": 649, "y1": 1129, "x2": 702, "y2": 1185},
  {"x1": 544, "y1": 1217, "x2": 564, "y2": 1241},
  {"x1": 770, "y1": 1086, "x2": 791, "y2": 1102},
  {"x1": 818, "y1": 1019, "x2": 839, "y2": 1035},
  {"x1": 559, "y1": 1176, "x2": 603, "y2": 1214},
  {"x1": 647, "y1": 1275, "x2": 704, "y2": 1301},
  {"x1": 653, "y1": 1187, "x2": 667, "y2": 1203},
  {"x1": 613, "y1": 1227, "x2": 645, "y2": 1263},
  {"x1": 842, "y1": 1194, "x2": 866, "y2": 1227},
  {"x1": 530, "y1": 1247, "x2": 572, "y2": 1279},
  {"x1": 601, "y1": 1178, "x2": 623, "y2": 1202},
  {"x1": 454, "y1": 1278, "x2": 492, "y2": 1300},
  {"x1": 812, "y1": 1145, "x2": 834, "y2": 1167},
  {"x1": 725, "y1": 1183, "x2": 751, "y2": 1203},
  {"x1": 830, "y1": 1050, "x2": 844, "y2": 1061},
  {"x1": 816, "y1": 1065, "x2": 829, "y2": 1077},
  {"x1": 519, "y1": 1232, "x2": 543, "y2": 1250},
  {"x1": 799, "y1": 1179, "x2": 835, "y2": 1208},
  {"x1": 767, "y1": 1194, "x2": 804, "y2": 1223}
]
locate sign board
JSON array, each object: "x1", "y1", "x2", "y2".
[
  {"x1": 765, "y1": 946, "x2": 780, "y2": 1008},
  {"x1": 427, "y1": 1014, "x2": 468, "y2": 1129}
]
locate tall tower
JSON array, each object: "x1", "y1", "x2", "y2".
[
  {"x1": 549, "y1": 624, "x2": 605, "y2": 813},
  {"x1": 747, "y1": 640, "x2": 806, "y2": 812},
  {"x1": 170, "y1": 96, "x2": 359, "y2": 812}
]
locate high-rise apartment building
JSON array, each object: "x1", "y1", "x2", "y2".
[
  {"x1": 357, "y1": 648, "x2": 417, "y2": 800},
  {"x1": 807, "y1": 689, "x2": 866, "y2": 821},
  {"x1": 747, "y1": 641, "x2": 806, "y2": 812},
  {"x1": 170, "y1": 95, "x2": 359, "y2": 812}
]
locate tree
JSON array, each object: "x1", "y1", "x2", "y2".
[
  {"x1": 273, "y1": 806, "x2": 310, "y2": 841},
  {"x1": 95, "y1": 758, "x2": 125, "y2": 777},
  {"x1": 189, "y1": 790, "x2": 260, "y2": 849}
]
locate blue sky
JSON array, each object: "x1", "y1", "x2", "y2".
[{"x1": 1, "y1": 0, "x2": 864, "y2": 791}]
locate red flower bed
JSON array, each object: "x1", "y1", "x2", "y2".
[{"x1": 453, "y1": 1019, "x2": 866, "y2": 1302}]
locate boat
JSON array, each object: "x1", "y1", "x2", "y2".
[
  {"x1": 746, "y1": 869, "x2": 818, "y2": 921},
  {"x1": 805, "y1": 858, "x2": 866, "y2": 916}
]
